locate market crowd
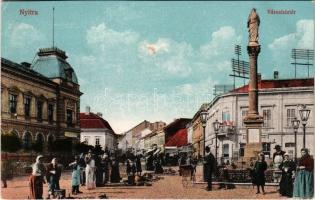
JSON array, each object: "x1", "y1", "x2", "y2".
[{"x1": 26, "y1": 147, "x2": 139, "y2": 199}]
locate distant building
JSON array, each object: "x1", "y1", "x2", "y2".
[
  {"x1": 117, "y1": 120, "x2": 166, "y2": 153},
  {"x1": 143, "y1": 129, "x2": 165, "y2": 152},
  {"x1": 164, "y1": 118, "x2": 191, "y2": 153},
  {"x1": 117, "y1": 131, "x2": 133, "y2": 153},
  {"x1": 1, "y1": 47, "x2": 82, "y2": 150},
  {"x1": 80, "y1": 106, "x2": 117, "y2": 151},
  {"x1": 188, "y1": 104, "x2": 208, "y2": 158},
  {"x1": 204, "y1": 77, "x2": 314, "y2": 164}
]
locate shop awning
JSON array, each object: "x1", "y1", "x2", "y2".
[{"x1": 64, "y1": 132, "x2": 79, "y2": 138}]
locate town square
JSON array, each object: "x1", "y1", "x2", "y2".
[{"x1": 1, "y1": 1, "x2": 314, "y2": 199}]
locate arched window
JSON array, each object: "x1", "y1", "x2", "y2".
[
  {"x1": 36, "y1": 133, "x2": 44, "y2": 144},
  {"x1": 23, "y1": 132, "x2": 32, "y2": 149},
  {"x1": 47, "y1": 134, "x2": 55, "y2": 151},
  {"x1": 10, "y1": 130, "x2": 19, "y2": 138}
]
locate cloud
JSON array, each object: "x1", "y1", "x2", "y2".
[
  {"x1": 3, "y1": 23, "x2": 47, "y2": 62},
  {"x1": 268, "y1": 19, "x2": 314, "y2": 50},
  {"x1": 139, "y1": 39, "x2": 170, "y2": 55},
  {"x1": 9, "y1": 23, "x2": 46, "y2": 48},
  {"x1": 268, "y1": 19, "x2": 314, "y2": 78},
  {"x1": 86, "y1": 23, "x2": 139, "y2": 50},
  {"x1": 200, "y1": 26, "x2": 242, "y2": 58}
]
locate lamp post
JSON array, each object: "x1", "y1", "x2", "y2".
[
  {"x1": 298, "y1": 105, "x2": 310, "y2": 149},
  {"x1": 200, "y1": 110, "x2": 208, "y2": 157},
  {"x1": 291, "y1": 118, "x2": 300, "y2": 162},
  {"x1": 200, "y1": 110, "x2": 208, "y2": 182},
  {"x1": 213, "y1": 119, "x2": 220, "y2": 162}
]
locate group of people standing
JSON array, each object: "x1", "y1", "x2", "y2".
[
  {"x1": 69, "y1": 150, "x2": 122, "y2": 194},
  {"x1": 29, "y1": 155, "x2": 62, "y2": 199},
  {"x1": 28, "y1": 149, "x2": 124, "y2": 199},
  {"x1": 251, "y1": 145, "x2": 314, "y2": 198}
]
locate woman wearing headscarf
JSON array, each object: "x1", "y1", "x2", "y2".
[
  {"x1": 252, "y1": 153, "x2": 267, "y2": 195},
  {"x1": 279, "y1": 153, "x2": 296, "y2": 197},
  {"x1": 293, "y1": 148, "x2": 314, "y2": 198},
  {"x1": 69, "y1": 155, "x2": 82, "y2": 195},
  {"x1": 46, "y1": 158, "x2": 61, "y2": 198},
  {"x1": 85, "y1": 151, "x2": 96, "y2": 189},
  {"x1": 29, "y1": 155, "x2": 46, "y2": 199}
]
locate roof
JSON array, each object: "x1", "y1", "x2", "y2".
[
  {"x1": 1, "y1": 58, "x2": 56, "y2": 84},
  {"x1": 164, "y1": 118, "x2": 191, "y2": 137},
  {"x1": 80, "y1": 112, "x2": 115, "y2": 133},
  {"x1": 31, "y1": 47, "x2": 78, "y2": 84},
  {"x1": 165, "y1": 128, "x2": 187, "y2": 147},
  {"x1": 124, "y1": 120, "x2": 151, "y2": 134},
  {"x1": 232, "y1": 78, "x2": 314, "y2": 93}
]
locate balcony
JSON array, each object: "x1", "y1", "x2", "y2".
[{"x1": 217, "y1": 124, "x2": 236, "y2": 139}]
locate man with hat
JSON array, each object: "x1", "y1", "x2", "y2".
[
  {"x1": 273, "y1": 145, "x2": 285, "y2": 183},
  {"x1": 204, "y1": 146, "x2": 216, "y2": 191}
]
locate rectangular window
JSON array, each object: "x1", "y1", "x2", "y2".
[
  {"x1": 37, "y1": 100, "x2": 43, "y2": 121},
  {"x1": 9, "y1": 94, "x2": 17, "y2": 113},
  {"x1": 222, "y1": 111, "x2": 230, "y2": 122},
  {"x1": 285, "y1": 142, "x2": 295, "y2": 147},
  {"x1": 66, "y1": 109, "x2": 73, "y2": 127},
  {"x1": 241, "y1": 109, "x2": 248, "y2": 126},
  {"x1": 239, "y1": 143, "x2": 245, "y2": 157},
  {"x1": 262, "y1": 142, "x2": 271, "y2": 156},
  {"x1": 95, "y1": 137, "x2": 100, "y2": 146},
  {"x1": 24, "y1": 96, "x2": 31, "y2": 118},
  {"x1": 287, "y1": 108, "x2": 296, "y2": 127},
  {"x1": 84, "y1": 136, "x2": 89, "y2": 144},
  {"x1": 223, "y1": 144, "x2": 229, "y2": 157},
  {"x1": 48, "y1": 104, "x2": 54, "y2": 123},
  {"x1": 263, "y1": 109, "x2": 272, "y2": 127}
]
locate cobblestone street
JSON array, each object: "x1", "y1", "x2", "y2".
[{"x1": 1, "y1": 168, "x2": 287, "y2": 199}]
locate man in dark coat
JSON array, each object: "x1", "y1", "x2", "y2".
[
  {"x1": 135, "y1": 155, "x2": 142, "y2": 176},
  {"x1": 204, "y1": 146, "x2": 216, "y2": 191}
]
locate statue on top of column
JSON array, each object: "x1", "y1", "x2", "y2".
[{"x1": 247, "y1": 8, "x2": 260, "y2": 46}]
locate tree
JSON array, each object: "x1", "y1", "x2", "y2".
[
  {"x1": 32, "y1": 142, "x2": 43, "y2": 152},
  {"x1": 51, "y1": 139, "x2": 73, "y2": 152},
  {"x1": 1, "y1": 134, "x2": 22, "y2": 152},
  {"x1": 74, "y1": 142, "x2": 93, "y2": 153}
]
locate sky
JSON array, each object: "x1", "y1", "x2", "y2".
[{"x1": 1, "y1": 1, "x2": 314, "y2": 133}]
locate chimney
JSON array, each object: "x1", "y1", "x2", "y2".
[
  {"x1": 96, "y1": 112, "x2": 103, "y2": 117},
  {"x1": 21, "y1": 62, "x2": 31, "y2": 68},
  {"x1": 257, "y1": 73, "x2": 262, "y2": 82},
  {"x1": 274, "y1": 71, "x2": 279, "y2": 79},
  {"x1": 85, "y1": 106, "x2": 90, "y2": 115}
]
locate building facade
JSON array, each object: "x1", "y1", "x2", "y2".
[
  {"x1": 118, "y1": 120, "x2": 166, "y2": 153},
  {"x1": 80, "y1": 107, "x2": 117, "y2": 151},
  {"x1": 1, "y1": 47, "x2": 82, "y2": 150},
  {"x1": 204, "y1": 78, "x2": 314, "y2": 164}
]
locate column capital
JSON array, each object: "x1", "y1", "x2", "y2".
[{"x1": 247, "y1": 45, "x2": 261, "y2": 57}]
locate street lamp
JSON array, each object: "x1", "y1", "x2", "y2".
[
  {"x1": 213, "y1": 119, "x2": 220, "y2": 162},
  {"x1": 298, "y1": 105, "x2": 310, "y2": 149},
  {"x1": 291, "y1": 118, "x2": 300, "y2": 162},
  {"x1": 200, "y1": 110, "x2": 208, "y2": 157}
]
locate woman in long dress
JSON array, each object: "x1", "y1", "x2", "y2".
[
  {"x1": 293, "y1": 148, "x2": 314, "y2": 198},
  {"x1": 279, "y1": 153, "x2": 296, "y2": 197},
  {"x1": 29, "y1": 155, "x2": 46, "y2": 199},
  {"x1": 85, "y1": 152, "x2": 96, "y2": 189},
  {"x1": 110, "y1": 157, "x2": 121, "y2": 183}
]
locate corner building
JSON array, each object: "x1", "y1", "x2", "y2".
[{"x1": 1, "y1": 47, "x2": 82, "y2": 149}]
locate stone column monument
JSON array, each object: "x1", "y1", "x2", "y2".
[{"x1": 243, "y1": 8, "x2": 263, "y2": 162}]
